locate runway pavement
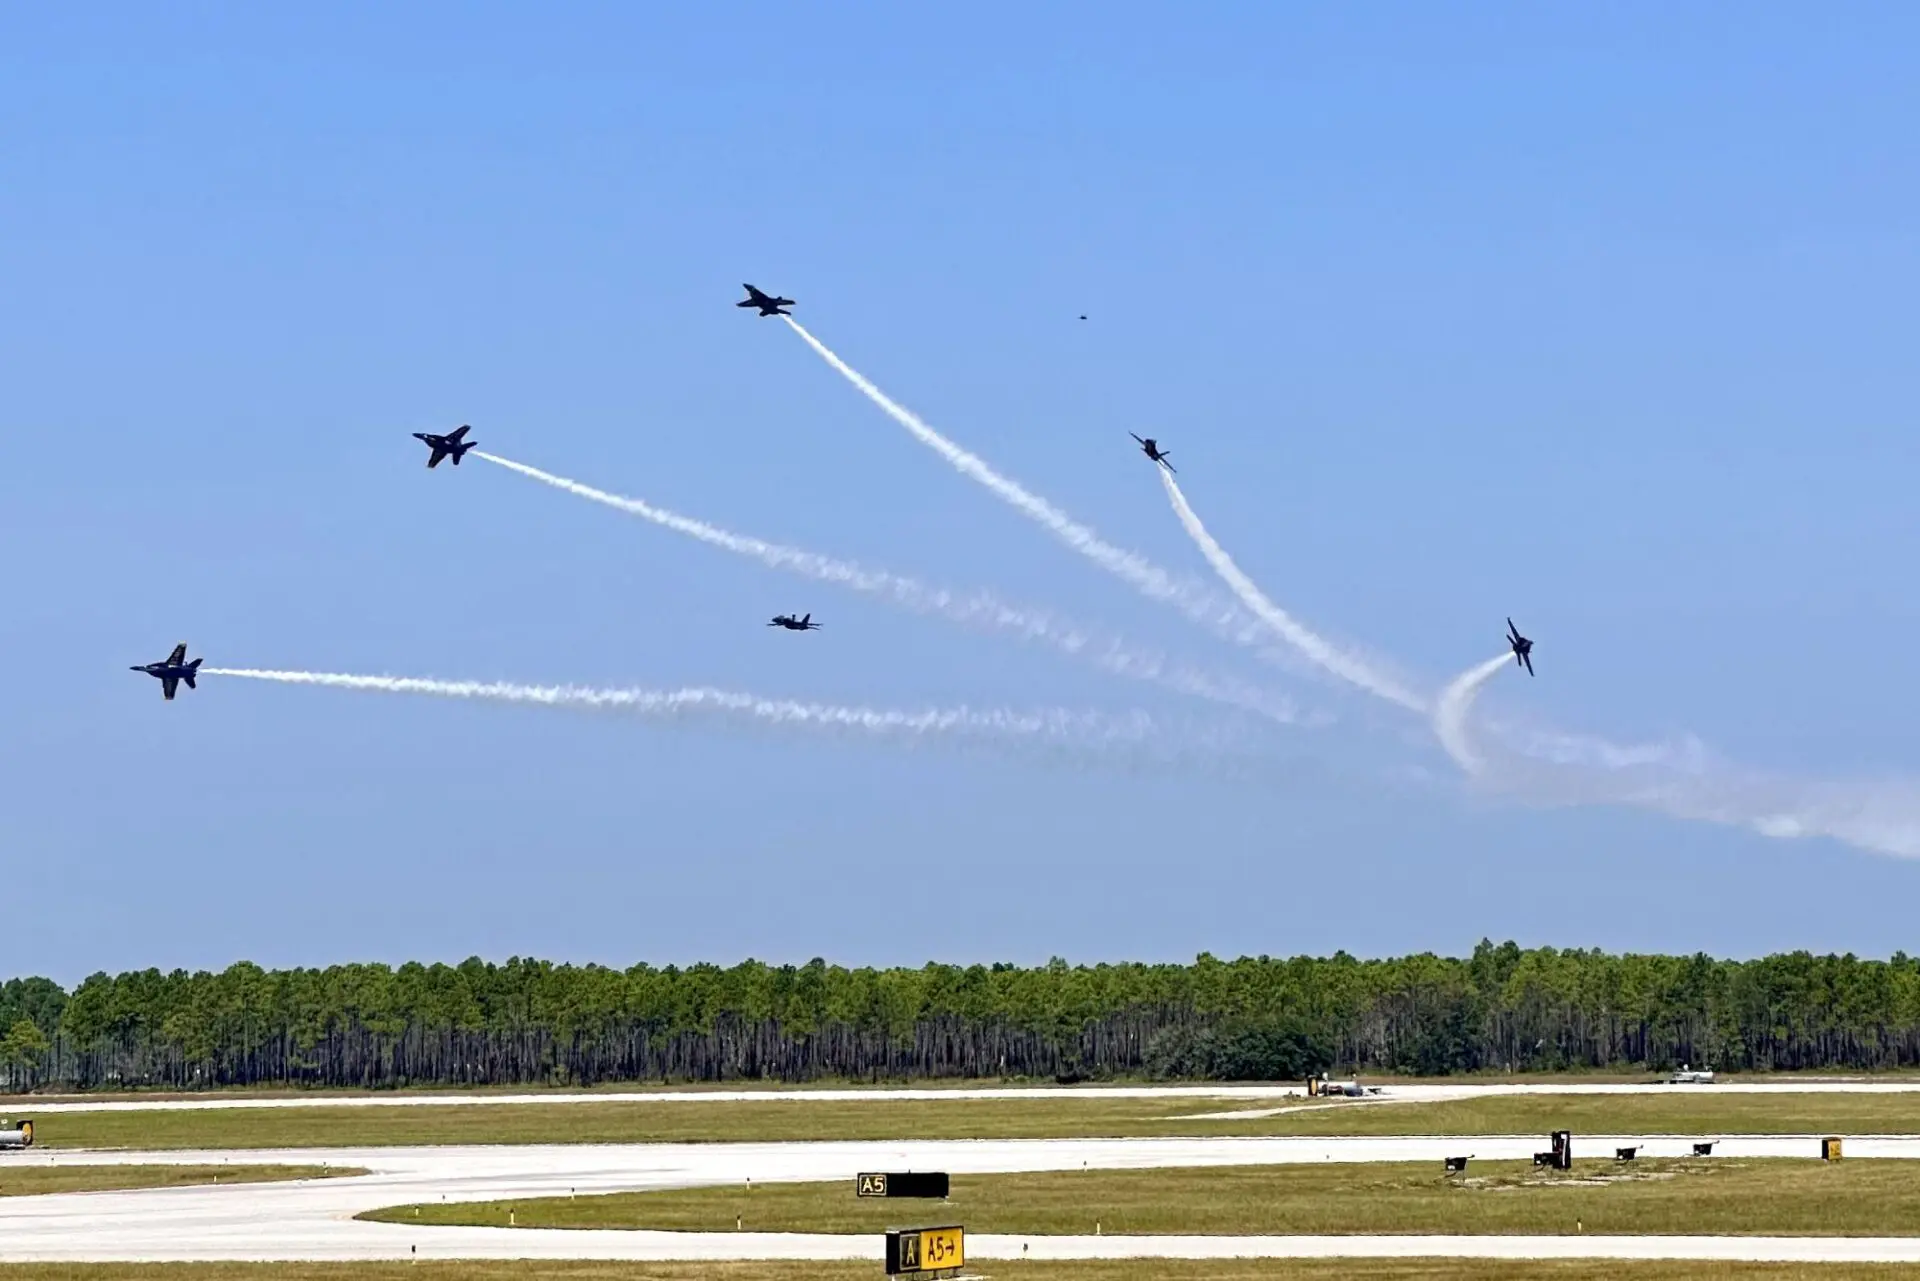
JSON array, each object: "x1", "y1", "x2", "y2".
[{"x1": 7, "y1": 1133, "x2": 1920, "y2": 1263}]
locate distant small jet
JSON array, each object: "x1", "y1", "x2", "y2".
[
  {"x1": 131, "y1": 643, "x2": 202, "y2": 701},
  {"x1": 768, "y1": 613, "x2": 822, "y2": 631},
  {"x1": 1507, "y1": 617, "x2": 1534, "y2": 676},
  {"x1": 1130, "y1": 433, "x2": 1175, "y2": 473},
  {"x1": 737, "y1": 284, "x2": 794, "y2": 317},
  {"x1": 413, "y1": 424, "x2": 477, "y2": 469},
  {"x1": 1078, "y1": 314, "x2": 1088, "y2": 320}
]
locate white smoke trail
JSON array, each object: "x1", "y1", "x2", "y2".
[
  {"x1": 475, "y1": 451, "x2": 1303, "y2": 725},
  {"x1": 1432, "y1": 653, "x2": 1920, "y2": 859},
  {"x1": 202, "y1": 667, "x2": 1162, "y2": 749},
  {"x1": 781, "y1": 318, "x2": 1271, "y2": 650},
  {"x1": 1158, "y1": 468, "x2": 1429, "y2": 713},
  {"x1": 1433, "y1": 653, "x2": 1514, "y2": 774}
]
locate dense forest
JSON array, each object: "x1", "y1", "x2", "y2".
[{"x1": 4, "y1": 942, "x2": 1920, "y2": 1092}]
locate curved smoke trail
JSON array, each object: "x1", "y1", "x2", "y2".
[
  {"x1": 203, "y1": 668, "x2": 1165, "y2": 749},
  {"x1": 1433, "y1": 653, "x2": 1920, "y2": 859},
  {"x1": 1433, "y1": 653, "x2": 1513, "y2": 774},
  {"x1": 780, "y1": 319, "x2": 1271, "y2": 651},
  {"x1": 1158, "y1": 468, "x2": 1428, "y2": 713},
  {"x1": 475, "y1": 451, "x2": 1302, "y2": 725}
]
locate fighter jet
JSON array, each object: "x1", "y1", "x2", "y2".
[
  {"x1": 1130, "y1": 433, "x2": 1176, "y2": 473},
  {"x1": 736, "y1": 284, "x2": 794, "y2": 317},
  {"x1": 768, "y1": 613, "x2": 821, "y2": 631},
  {"x1": 413, "y1": 425, "x2": 477, "y2": 469},
  {"x1": 130, "y1": 643, "x2": 202, "y2": 701},
  {"x1": 1507, "y1": 618, "x2": 1535, "y2": 676}
]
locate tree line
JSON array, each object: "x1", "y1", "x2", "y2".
[{"x1": 5, "y1": 941, "x2": 1920, "y2": 1092}]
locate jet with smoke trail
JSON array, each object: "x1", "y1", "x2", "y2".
[
  {"x1": 779, "y1": 318, "x2": 1281, "y2": 654},
  {"x1": 1155, "y1": 468, "x2": 1429, "y2": 712},
  {"x1": 474, "y1": 451, "x2": 1304, "y2": 726},
  {"x1": 778, "y1": 319, "x2": 1920, "y2": 861}
]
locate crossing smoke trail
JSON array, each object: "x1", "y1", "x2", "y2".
[
  {"x1": 201, "y1": 668, "x2": 1166, "y2": 751},
  {"x1": 1158, "y1": 468, "x2": 1428, "y2": 713},
  {"x1": 475, "y1": 451, "x2": 1303, "y2": 725},
  {"x1": 780, "y1": 318, "x2": 1274, "y2": 653},
  {"x1": 784, "y1": 319, "x2": 1920, "y2": 859}
]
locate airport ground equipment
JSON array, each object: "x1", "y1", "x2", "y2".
[
  {"x1": 1443, "y1": 1155, "x2": 1468, "y2": 1173},
  {"x1": 858, "y1": 1172, "x2": 950, "y2": 1199},
  {"x1": 885, "y1": 1224, "x2": 965, "y2": 1277},
  {"x1": 1615, "y1": 1145, "x2": 1640, "y2": 1161},
  {"x1": 0, "y1": 1120, "x2": 32, "y2": 1149},
  {"x1": 1534, "y1": 1130, "x2": 1573, "y2": 1170},
  {"x1": 1306, "y1": 1076, "x2": 1382, "y2": 1097},
  {"x1": 1693, "y1": 1141, "x2": 1717, "y2": 1156}
]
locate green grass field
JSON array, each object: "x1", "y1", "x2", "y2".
[
  {"x1": 27, "y1": 1089, "x2": 1920, "y2": 1150},
  {"x1": 0, "y1": 1164, "x2": 359, "y2": 1196},
  {"x1": 363, "y1": 1158, "x2": 1920, "y2": 1237},
  {"x1": 0, "y1": 1262, "x2": 1914, "y2": 1281}
]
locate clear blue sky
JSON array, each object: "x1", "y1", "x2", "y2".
[{"x1": 6, "y1": 4, "x2": 1919, "y2": 983}]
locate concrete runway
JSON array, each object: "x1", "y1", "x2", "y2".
[{"x1": 8, "y1": 1132, "x2": 1920, "y2": 1263}]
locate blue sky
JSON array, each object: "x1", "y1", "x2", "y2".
[{"x1": 5, "y1": 4, "x2": 1919, "y2": 982}]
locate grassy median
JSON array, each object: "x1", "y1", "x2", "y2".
[
  {"x1": 362, "y1": 1157, "x2": 1920, "y2": 1237},
  {"x1": 25, "y1": 1089, "x2": 1920, "y2": 1150},
  {"x1": 0, "y1": 1164, "x2": 360, "y2": 1196}
]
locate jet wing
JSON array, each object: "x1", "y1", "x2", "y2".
[
  {"x1": 161, "y1": 675, "x2": 178, "y2": 701},
  {"x1": 426, "y1": 449, "x2": 444, "y2": 469},
  {"x1": 1521, "y1": 653, "x2": 1534, "y2": 676},
  {"x1": 447, "y1": 425, "x2": 470, "y2": 442},
  {"x1": 166, "y1": 643, "x2": 187, "y2": 666}
]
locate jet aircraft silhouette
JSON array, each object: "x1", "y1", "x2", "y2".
[
  {"x1": 131, "y1": 643, "x2": 202, "y2": 701},
  {"x1": 1130, "y1": 433, "x2": 1176, "y2": 473},
  {"x1": 737, "y1": 284, "x2": 794, "y2": 317},
  {"x1": 413, "y1": 424, "x2": 476, "y2": 469},
  {"x1": 768, "y1": 613, "x2": 821, "y2": 631},
  {"x1": 1507, "y1": 618, "x2": 1535, "y2": 676}
]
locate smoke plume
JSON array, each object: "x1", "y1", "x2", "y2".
[
  {"x1": 202, "y1": 667, "x2": 1169, "y2": 750},
  {"x1": 1158, "y1": 468, "x2": 1428, "y2": 712},
  {"x1": 1433, "y1": 653, "x2": 1513, "y2": 774},
  {"x1": 475, "y1": 451, "x2": 1302, "y2": 724}
]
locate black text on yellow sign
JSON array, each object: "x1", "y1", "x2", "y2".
[{"x1": 886, "y1": 1225, "x2": 964, "y2": 1275}]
